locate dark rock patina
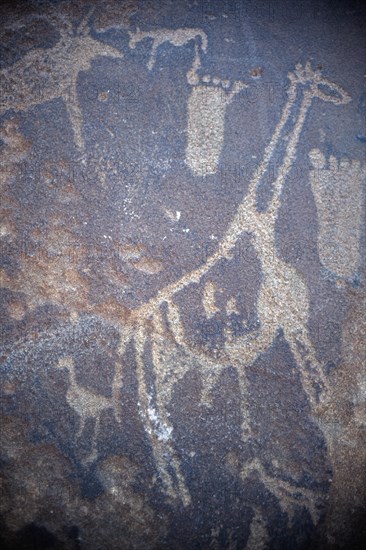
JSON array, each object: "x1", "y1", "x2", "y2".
[{"x1": 1, "y1": 1, "x2": 365, "y2": 548}]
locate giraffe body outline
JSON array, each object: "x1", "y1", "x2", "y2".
[{"x1": 116, "y1": 62, "x2": 351, "y2": 507}]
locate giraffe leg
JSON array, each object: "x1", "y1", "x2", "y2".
[
  {"x1": 147, "y1": 42, "x2": 159, "y2": 70},
  {"x1": 84, "y1": 415, "x2": 100, "y2": 465},
  {"x1": 151, "y1": 324, "x2": 191, "y2": 506},
  {"x1": 225, "y1": 318, "x2": 278, "y2": 440},
  {"x1": 76, "y1": 416, "x2": 85, "y2": 439},
  {"x1": 112, "y1": 361, "x2": 123, "y2": 423},
  {"x1": 241, "y1": 459, "x2": 323, "y2": 528},
  {"x1": 286, "y1": 327, "x2": 329, "y2": 411},
  {"x1": 64, "y1": 81, "x2": 85, "y2": 152},
  {"x1": 134, "y1": 325, "x2": 183, "y2": 503}
]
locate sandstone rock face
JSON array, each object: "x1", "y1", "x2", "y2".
[{"x1": 1, "y1": 1, "x2": 365, "y2": 548}]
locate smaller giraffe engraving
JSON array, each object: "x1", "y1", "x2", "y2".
[{"x1": 56, "y1": 357, "x2": 122, "y2": 464}]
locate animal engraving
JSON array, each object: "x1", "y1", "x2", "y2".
[
  {"x1": 0, "y1": 7, "x2": 123, "y2": 151},
  {"x1": 128, "y1": 27, "x2": 207, "y2": 70},
  {"x1": 56, "y1": 357, "x2": 122, "y2": 464},
  {"x1": 115, "y1": 63, "x2": 351, "y2": 509},
  {"x1": 1, "y1": 18, "x2": 353, "y2": 524}
]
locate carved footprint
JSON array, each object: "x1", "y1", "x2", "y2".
[
  {"x1": 185, "y1": 72, "x2": 247, "y2": 177},
  {"x1": 309, "y1": 149, "x2": 365, "y2": 280}
]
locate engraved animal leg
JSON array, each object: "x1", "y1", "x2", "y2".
[
  {"x1": 64, "y1": 78, "x2": 85, "y2": 152},
  {"x1": 135, "y1": 323, "x2": 191, "y2": 505},
  {"x1": 241, "y1": 459, "x2": 323, "y2": 527},
  {"x1": 147, "y1": 40, "x2": 159, "y2": 70},
  {"x1": 84, "y1": 415, "x2": 100, "y2": 465},
  {"x1": 151, "y1": 314, "x2": 191, "y2": 505},
  {"x1": 77, "y1": 6, "x2": 96, "y2": 37},
  {"x1": 114, "y1": 330, "x2": 133, "y2": 422},
  {"x1": 286, "y1": 326, "x2": 329, "y2": 410},
  {"x1": 112, "y1": 361, "x2": 123, "y2": 423},
  {"x1": 226, "y1": 321, "x2": 276, "y2": 439},
  {"x1": 76, "y1": 415, "x2": 86, "y2": 439}
]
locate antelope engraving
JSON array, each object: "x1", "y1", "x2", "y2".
[
  {"x1": 0, "y1": 7, "x2": 123, "y2": 151},
  {"x1": 128, "y1": 27, "x2": 207, "y2": 71}
]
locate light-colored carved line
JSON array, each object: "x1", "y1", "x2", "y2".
[
  {"x1": 128, "y1": 65, "x2": 349, "y2": 414},
  {"x1": 243, "y1": 79, "x2": 298, "y2": 206},
  {"x1": 287, "y1": 328, "x2": 329, "y2": 408},
  {"x1": 128, "y1": 68, "x2": 305, "y2": 318},
  {"x1": 77, "y1": 6, "x2": 96, "y2": 37},
  {"x1": 241, "y1": 459, "x2": 323, "y2": 527},
  {"x1": 57, "y1": 356, "x2": 115, "y2": 464},
  {"x1": 133, "y1": 321, "x2": 191, "y2": 505},
  {"x1": 151, "y1": 312, "x2": 191, "y2": 505},
  {"x1": 128, "y1": 27, "x2": 208, "y2": 71}
]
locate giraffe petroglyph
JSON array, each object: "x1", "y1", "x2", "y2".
[
  {"x1": 56, "y1": 356, "x2": 123, "y2": 464},
  {"x1": 0, "y1": 7, "x2": 123, "y2": 151},
  {"x1": 115, "y1": 63, "x2": 351, "y2": 508}
]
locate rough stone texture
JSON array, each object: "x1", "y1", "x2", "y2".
[{"x1": 0, "y1": 0, "x2": 365, "y2": 548}]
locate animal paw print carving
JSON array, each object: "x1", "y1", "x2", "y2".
[
  {"x1": 185, "y1": 72, "x2": 247, "y2": 176},
  {"x1": 309, "y1": 149, "x2": 365, "y2": 280}
]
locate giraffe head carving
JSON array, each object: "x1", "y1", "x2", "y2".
[
  {"x1": 289, "y1": 62, "x2": 351, "y2": 105},
  {"x1": 56, "y1": 357, "x2": 74, "y2": 371}
]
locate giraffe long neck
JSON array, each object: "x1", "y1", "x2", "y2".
[
  {"x1": 265, "y1": 89, "x2": 313, "y2": 221},
  {"x1": 220, "y1": 77, "x2": 306, "y2": 250},
  {"x1": 245, "y1": 77, "x2": 299, "y2": 207},
  {"x1": 130, "y1": 76, "x2": 318, "y2": 319},
  {"x1": 67, "y1": 365, "x2": 77, "y2": 388}
]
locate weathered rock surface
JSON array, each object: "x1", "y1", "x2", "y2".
[{"x1": 1, "y1": 1, "x2": 365, "y2": 548}]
